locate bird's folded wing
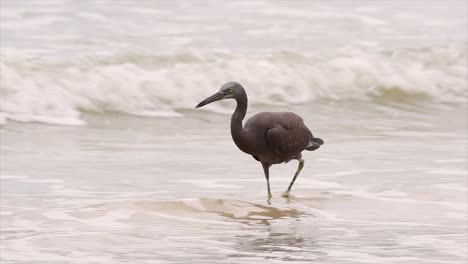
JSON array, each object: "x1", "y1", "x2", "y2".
[{"x1": 266, "y1": 125, "x2": 310, "y2": 155}]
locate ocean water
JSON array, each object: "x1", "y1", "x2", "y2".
[{"x1": 1, "y1": 1, "x2": 467, "y2": 263}]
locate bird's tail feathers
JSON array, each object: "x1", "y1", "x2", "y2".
[{"x1": 306, "y1": 137, "x2": 324, "y2": 151}]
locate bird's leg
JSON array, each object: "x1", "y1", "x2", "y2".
[
  {"x1": 282, "y1": 159, "x2": 304, "y2": 197},
  {"x1": 261, "y1": 162, "x2": 272, "y2": 200}
]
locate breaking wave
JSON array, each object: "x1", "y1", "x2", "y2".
[{"x1": 1, "y1": 44, "x2": 466, "y2": 126}]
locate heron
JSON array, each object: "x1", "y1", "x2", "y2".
[{"x1": 196, "y1": 82, "x2": 324, "y2": 199}]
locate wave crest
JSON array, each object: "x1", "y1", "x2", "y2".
[{"x1": 1, "y1": 44, "x2": 466, "y2": 125}]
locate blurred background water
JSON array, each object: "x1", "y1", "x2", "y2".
[
  {"x1": 0, "y1": 1, "x2": 467, "y2": 263},
  {"x1": 0, "y1": 0, "x2": 467, "y2": 125}
]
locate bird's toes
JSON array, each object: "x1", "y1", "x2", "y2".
[{"x1": 281, "y1": 191, "x2": 291, "y2": 198}]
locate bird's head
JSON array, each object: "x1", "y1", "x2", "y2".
[{"x1": 195, "y1": 82, "x2": 244, "y2": 108}]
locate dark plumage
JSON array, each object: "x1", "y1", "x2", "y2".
[{"x1": 196, "y1": 82, "x2": 324, "y2": 199}]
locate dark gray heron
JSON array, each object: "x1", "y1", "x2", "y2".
[{"x1": 196, "y1": 82, "x2": 324, "y2": 199}]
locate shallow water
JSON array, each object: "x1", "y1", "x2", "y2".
[
  {"x1": 1, "y1": 0, "x2": 467, "y2": 263},
  {"x1": 1, "y1": 102, "x2": 467, "y2": 263}
]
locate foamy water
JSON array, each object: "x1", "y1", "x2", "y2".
[
  {"x1": 1, "y1": 103, "x2": 467, "y2": 263},
  {"x1": 1, "y1": 0, "x2": 467, "y2": 125},
  {"x1": 1, "y1": 1, "x2": 467, "y2": 263}
]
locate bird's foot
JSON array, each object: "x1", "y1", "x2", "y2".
[
  {"x1": 266, "y1": 191, "x2": 273, "y2": 203},
  {"x1": 281, "y1": 191, "x2": 291, "y2": 198}
]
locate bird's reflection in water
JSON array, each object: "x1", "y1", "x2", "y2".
[
  {"x1": 227, "y1": 217, "x2": 324, "y2": 262},
  {"x1": 67, "y1": 198, "x2": 326, "y2": 261},
  {"x1": 217, "y1": 202, "x2": 304, "y2": 225}
]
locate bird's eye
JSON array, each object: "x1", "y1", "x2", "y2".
[{"x1": 228, "y1": 88, "x2": 234, "y2": 93}]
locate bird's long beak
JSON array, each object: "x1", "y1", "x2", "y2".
[{"x1": 195, "y1": 91, "x2": 225, "y2": 108}]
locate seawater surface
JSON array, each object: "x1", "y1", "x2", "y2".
[
  {"x1": 1, "y1": 0, "x2": 467, "y2": 125},
  {"x1": 1, "y1": 0, "x2": 467, "y2": 263},
  {"x1": 1, "y1": 102, "x2": 467, "y2": 263}
]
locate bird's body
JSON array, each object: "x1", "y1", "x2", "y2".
[
  {"x1": 196, "y1": 82, "x2": 323, "y2": 199},
  {"x1": 242, "y1": 112, "x2": 313, "y2": 164}
]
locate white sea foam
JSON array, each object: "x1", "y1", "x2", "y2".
[
  {"x1": 0, "y1": 174, "x2": 30, "y2": 180},
  {"x1": 2, "y1": 45, "x2": 465, "y2": 126},
  {"x1": 334, "y1": 189, "x2": 467, "y2": 211},
  {"x1": 1, "y1": 0, "x2": 466, "y2": 126},
  {"x1": 181, "y1": 179, "x2": 244, "y2": 189},
  {"x1": 433, "y1": 183, "x2": 468, "y2": 192},
  {"x1": 399, "y1": 235, "x2": 467, "y2": 258},
  {"x1": 44, "y1": 209, "x2": 134, "y2": 229},
  {"x1": 426, "y1": 169, "x2": 468, "y2": 176},
  {"x1": 374, "y1": 190, "x2": 409, "y2": 197}
]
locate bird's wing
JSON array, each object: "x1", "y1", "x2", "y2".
[{"x1": 265, "y1": 123, "x2": 310, "y2": 156}]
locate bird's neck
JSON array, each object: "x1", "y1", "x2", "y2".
[
  {"x1": 231, "y1": 94, "x2": 247, "y2": 125},
  {"x1": 230, "y1": 92, "x2": 251, "y2": 154}
]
